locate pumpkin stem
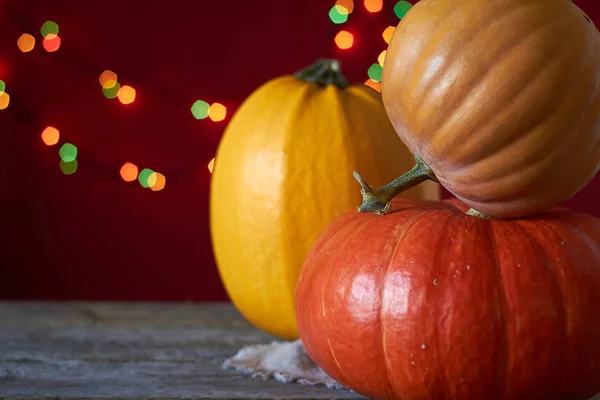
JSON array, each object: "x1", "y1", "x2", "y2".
[
  {"x1": 466, "y1": 208, "x2": 492, "y2": 219},
  {"x1": 353, "y1": 155, "x2": 438, "y2": 215},
  {"x1": 295, "y1": 59, "x2": 349, "y2": 89}
]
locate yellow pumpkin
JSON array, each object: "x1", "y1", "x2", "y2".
[{"x1": 210, "y1": 59, "x2": 440, "y2": 340}]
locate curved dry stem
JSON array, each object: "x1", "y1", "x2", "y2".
[{"x1": 353, "y1": 155, "x2": 438, "y2": 215}]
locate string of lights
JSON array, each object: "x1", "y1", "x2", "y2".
[{"x1": 1, "y1": 0, "x2": 413, "y2": 192}]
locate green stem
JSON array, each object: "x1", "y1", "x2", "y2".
[
  {"x1": 295, "y1": 59, "x2": 348, "y2": 89},
  {"x1": 353, "y1": 155, "x2": 438, "y2": 215},
  {"x1": 466, "y1": 208, "x2": 492, "y2": 219}
]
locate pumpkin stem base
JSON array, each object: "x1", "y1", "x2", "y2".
[
  {"x1": 295, "y1": 59, "x2": 349, "y2": 89},
  {"x1": 353, "y1": 155, "x2": 438, "y2": 215},
  {"x1": 466, "y1": 208, "x2": 492, "y2": 219}
]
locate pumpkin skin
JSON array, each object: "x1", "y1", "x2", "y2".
[
  {"x1": 296, "y1": 198, "x2": 600, "y2": 400},
  {"x1": 210, "y1": 60, "x2": 439, "y2": 340},
  {"x1": 382, "y1": 0, "x2": 600, "y2": 218}
]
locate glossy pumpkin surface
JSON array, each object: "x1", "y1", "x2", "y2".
[
  {"x1": 382, "y1": 0, "x2": 600, "y2": 218},
  {"x1": 296, "y1": 198, "x2": 600, "y2": 399},
  {"x1": 210, "y1": 60, "x2": 439, "y2": 340}
]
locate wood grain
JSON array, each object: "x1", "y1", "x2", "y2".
[{"x1": 0, "y1": 302, "x2": 363, "y2": 399}]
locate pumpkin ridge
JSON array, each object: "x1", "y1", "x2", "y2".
[
  {"x1": 450, "y1": 43, "x2": 599, "y2": 203},
  {"x1": 329, "y1": 88, "x2": 358, "y2": 187},
  {"x1": 409, "y1": 0, "x2": 481, "y2": 108},
  {"x1": 427, "y1": 16, "x2": 568, "y2": 167},
  {"x1": 416, "y1": 0, "x2": 547, "y2": 138},
  {"x1": 488, "y1": 221, "x2": 509, "y2": 400},
  {"x1": 516, "y1": 218, "x2": 597, "y2": 393},
  {"x1": 521, "y1": 219, "x2": 571, "y2": 332},
  {"x1": 280, "y1": 83, "x2": 321, "y2": 309},
  {"x1": 380, "y1": 209, "x2": 429, "y2": 399},
  {"x1": 320, "y1": 216, "x2": 375, "y2": 385},
  {"x1": 430, "y1": 210, "x2": 466, "y2": 399}
]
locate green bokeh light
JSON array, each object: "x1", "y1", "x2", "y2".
[
  {"x1": 138, "y1": 168, "x2": 154, "y2": 188},
  {"x1": 102, "y1": 82, "x2": 121, "y2": 99},
  {"x1": 394, "y1": 1, "x2": 412, "y2": 19},
  {"x1": 329, "y1": 5, "x2": 349, "y2": 24},
  {"x1": 368, "y1": 63, "x2": 383, "y2": 82},
  {"x1": 60, "y1": 159, "x2": 78, "y2": 175},
  {"x1": 191, "y1": 100, "x2": 210, "y2": 120},
  {"x1": 41, "y1": 21, "x2": 59, "y2": 38},
  {"x1": 0, "y1": 80, "x2": 5, "y2": 95},
  {"x1": 59, "y1": 143, "x2": 78, "y2": 162}
]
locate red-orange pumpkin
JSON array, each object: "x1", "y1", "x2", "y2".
[
  {"x1": 360, "y1": 0, "x2": 600, "y2": 219},
  {"x1": 296, "y1": 198, "x2": 600, "y2": 400}
]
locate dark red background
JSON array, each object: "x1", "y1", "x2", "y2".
[{"x1": 1, "y1": 0, "x2": 599, "y2": 302}]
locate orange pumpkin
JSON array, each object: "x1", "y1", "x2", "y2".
[
  {"x1": 355, "y1": 0, "x2": 600, "y2": 219},
  {"x1": 296, "y1": 197, "x2": 600, "y2": 400}
]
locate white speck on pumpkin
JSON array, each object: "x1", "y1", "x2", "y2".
[
  {"x1": 466, "y1": 265, "x2": 471, "y2": 270},
  {"x1": 517, "y1": 264, "x2": 522, "y2": 268},
  {"x1": 433, "y1": 279, "x2": 439, "y2": 286},
  {"x1": 411, "y1": 361, "x2": 416, "y2": 365},
  {"x1": 560, "y1": 241, "x2": 565, "y2": 245},
  {"x1": 421, "y1": 344, "x2": 427, "y2": 350}
]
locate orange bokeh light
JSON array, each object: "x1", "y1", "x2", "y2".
[
  {"x1": 208, "y1": 158, "x2": 215, "y2": 174},
  {"x1": 364, "y1": 0, "x2": 383, "y2": 13},
  {"x1": 17, "y1": 34, "x2": 35, "y2": 52},
  {"x1": 334, "y1": 30, "x2": 354, "y2": 50},
  {"x1": 117, "y1": 85, "x2": 136, "y2": 105},
  {"x1": 0, "y1": 92, "x2": 9, "y2": 110},
  {"x1": 365, "y1": 79, "x2": 382, "y2": 93},
  {"x1": 150, "y1": 172, "x2": 166, "y2": 191},
  {"x1": 99, "y1": 70, "x2": 118, "y2": 89},
  {"x1": 335, "y1": 0, "x2": 354, "y2": 13},
  {"x1": 209, "y1": 103, "x2": 227, "y2": 122},
  {"x1": 43, "y1": 35, "x2": 61, "y2": 52},
  {"x1": 120, "y1": 162, "x2": 139, "y2": 182},
  {"x1": 41, "y1": 126, "x2": 60, "y2": 146},
  {"x1": 383, "y1": 26, "x2": 396, "y2": 44}
]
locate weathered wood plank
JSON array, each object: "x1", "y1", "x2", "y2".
[{"x1": 0, "y1": 302, "x2": 363, "y2": 399}]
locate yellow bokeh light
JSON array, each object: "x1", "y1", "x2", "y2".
[
  {"x1": 17, "y1": 33, "x2": 35, "y2": 52},
  {"x1": 334, "y1": 30, "x2": 354, "y2": 50},
  {"x1": 0, "y1": 92, "x2": 10, "y2": 110},
  {"x1": 120, "y1": 162, "x2": 139, "y2": 182},
  {"x1": 208, "y1": 158, "x2": 215, "y2": 174},
  {"x1": 335, "y1": 0, "x2": 354, "y2": 13},
  {"x1": 99, "y1": 70, "x2": 118, "y2": 89},
  {"x1": 149, "y1": 172, "x2": 166, "y2": 191},
  {"x1": 364, "y1": 0, "x2": 383, "y2": 13},
  {"x1": 378, "y1": 50, "x2": 387, "y2": 67},
  {"x1": 383, "y1": 26, "x2": 396, "y2": 44},
  {"x1": 334, "y1": 4, "x2": 349, "y2": 16},
  {"x1": 117, "y1": 85, "x2": 136, "y2": 105},
  {"x1": 41, "y1": 126, "x2": 60, "y2": 146},
  {"x1": 365, "y1": 79, "x2": 382, "y2": 93},
  {"x1": 209, "y1": 103, "x2": 227, "y2": 122}
]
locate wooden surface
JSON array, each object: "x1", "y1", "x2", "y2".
[
  {"x1": 1, "y1": 302, "x2": 598, "y2": 400},
  {"x1": 0, "y1": 301, "x2": 362, "y2": 399}
]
